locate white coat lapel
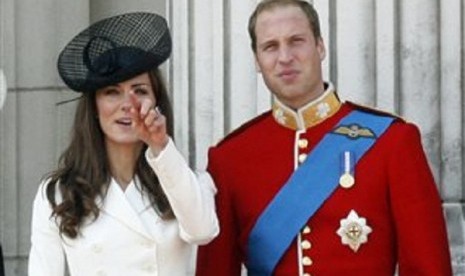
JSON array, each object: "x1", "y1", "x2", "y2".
[{"x1": 99, "y1": 179, "x2": 155, "y2": 241}]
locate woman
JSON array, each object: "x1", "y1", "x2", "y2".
[{"x1": 28, "y1": 12, "x2": 218, "y2": 276}]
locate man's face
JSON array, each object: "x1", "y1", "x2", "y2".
[{"x1": 254, "y1": 5, "x2": 325, "y2": 109}]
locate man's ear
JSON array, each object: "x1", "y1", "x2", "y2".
[
  {"x1": 255, "y1": 58, "x2": 262, "y2": 73},
  {"x1": 317, "y1": 37, "x2": 326, "y2": 61}
]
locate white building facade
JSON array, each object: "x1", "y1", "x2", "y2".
[{"x1": 0, "y1": 0, "x2": 464, "y2": 274}]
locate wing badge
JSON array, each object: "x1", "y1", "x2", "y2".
[{"x1": 332, "y1": 124, "x2": 376, "y2": 139}]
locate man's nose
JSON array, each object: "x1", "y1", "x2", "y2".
[{"x1": 278, "y1": 46, "x2": 293, "y2": 64}]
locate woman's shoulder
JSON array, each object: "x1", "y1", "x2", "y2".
[{"x1": 34, "y1": 178, "x2": 63, "y2": 206}]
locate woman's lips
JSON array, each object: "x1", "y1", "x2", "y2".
[{"x1": 116, "y1": 118, "x2": 132, "y2": 126}]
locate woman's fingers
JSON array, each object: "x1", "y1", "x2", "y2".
[
  {"x1": 144, "y1": 109, "x2": 157, "y2": 128},
  {"x1": 139, "y1": 99, "x2": 153, "y2": 118},
  {"x1": 127, "y1": 92, "x2": 167, "y2": 148},
  {"x1": 128, "y1": 93, "x2": 155, "y2": 122}
]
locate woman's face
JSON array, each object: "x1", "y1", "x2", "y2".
[{"x1": 95, "y1": 73, "x2": 156, "y2": 147}]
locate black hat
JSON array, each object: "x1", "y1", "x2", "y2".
[{"x1": 57, "y1": 12, "x2": 171, "y2": 93}]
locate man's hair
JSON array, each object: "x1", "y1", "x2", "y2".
[{"x1": 248, "y1": 0, "x2": 322, "y2": 53}]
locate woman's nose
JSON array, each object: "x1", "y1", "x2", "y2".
[{"x1": 121, "y1": 93, "x2": 133, "y2": 111}]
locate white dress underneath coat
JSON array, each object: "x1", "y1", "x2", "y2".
[{"x1": 28, "y1": 139, "x2": 219, "y2": 276}]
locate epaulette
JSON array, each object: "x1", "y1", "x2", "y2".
[
  {"x1": 215, "y1": 110, "x2": 272, "y2": 147},
  {"x1": 345, "y1": 101, "x2": 406, "y2": 123}
]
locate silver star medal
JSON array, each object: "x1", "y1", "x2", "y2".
[{"x1": 336, "y1": 210, "x2": 372, "y2": 252}]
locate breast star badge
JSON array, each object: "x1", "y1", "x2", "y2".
[{"x1": 336, "y1": 210, "x2": 372, "y2": 252}]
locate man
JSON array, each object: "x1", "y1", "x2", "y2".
[{"x1": 196, "y1": 0, "x2": 452, "y2": 275}]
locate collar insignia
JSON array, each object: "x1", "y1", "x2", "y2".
[
  {"x1": 272, "y1": 83, "x2": 341, "y2": 130},
  {"x1": 336, "y1": 210, "x2": 372, "y2": 252},
  {"x1": 273, "y1": 108, "x2": 287, "y2": 125},
  {"x1": 332, "y1": 124, "x2": 375, "y2": 139}
]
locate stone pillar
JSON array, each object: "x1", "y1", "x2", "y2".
[
  {"x1": 0, "y1": 0, "x2": 90, "y2": 274},
  {"x1": 336, "y1": 0, "x2": 376, "y2": 105}
]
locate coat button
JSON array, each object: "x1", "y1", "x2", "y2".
[
  {"x1": 302, "y1": 226, "x2": 311, "y2": 234},
  {"x1": 144, "y1": 264, "x2": 157, "y2": 272},
  {"x1": 301, "y1": 240, "x2": 312, "y2": 250},
  {"x1": 298, "y1": 153, "x2": 307, "y2": 163},
  {"x1": 298, "y1": 138, "x2": 308, "y2": 149},
  {"x1": 140, "y1": 240, "x2": 155, "y2": 248},
  {"x1": 91, "y1": 244, "x2": 103, "y2": 253},
  {"x1": 96, "y1": 270, "x2": 107, "y2": 276},
  {"x1": 302, "y1": 256, "x2": 313, "y2": 266}
]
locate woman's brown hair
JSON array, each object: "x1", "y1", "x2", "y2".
[{"x1": 45, "y1": 68, "x2": 174, "y2": 238}]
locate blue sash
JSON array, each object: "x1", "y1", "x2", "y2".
[{"x1": 247, "y1": 110, "x2": 395, "y2": 275}]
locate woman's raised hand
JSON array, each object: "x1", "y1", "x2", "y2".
[{"x1": 129, "y1": 92, "x2": 169, "y2": 155}]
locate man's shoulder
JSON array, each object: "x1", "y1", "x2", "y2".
[
  {"x1": 214, "y1": 111, "x2": 272, "y2": 148},
  {"x1": 345, "y1": 101, "x2": 423, "y2": 141},
  {"x1": 346, "y1": 101, "x2": 405, "y2": 122}
]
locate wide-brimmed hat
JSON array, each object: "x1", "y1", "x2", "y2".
[{"x1": 57, "y1": 12, "x2": 171, "y2": 93}]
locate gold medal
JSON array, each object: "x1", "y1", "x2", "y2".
[
  {"x1": 339, "y1": 173, "x2": 355, "y2": 188},
  {"x1": 340, "y1": 151, "x2": 355, "y2": 189}
]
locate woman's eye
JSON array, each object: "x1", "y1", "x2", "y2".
[
  {"x1": 134, "y1": 88, "x2": 149, "y2": 95},
  {"x1": 104, "y1": 89, "x2": 119, "y2": 95}
]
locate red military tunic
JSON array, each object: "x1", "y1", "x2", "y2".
[{"x1": 196, "y1": 86, "x2": 452, "y2": 276}]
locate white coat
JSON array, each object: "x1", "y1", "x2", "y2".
[{"x1": 28, "y1": 139, "x2": 219, "y2": 276}]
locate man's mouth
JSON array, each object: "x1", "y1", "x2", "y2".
[{"x1": 279, "y1": 70, "x2": 298, "y2": 81}]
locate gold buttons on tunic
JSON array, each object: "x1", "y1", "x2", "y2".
[
  {"x1": 298, "y1": 138, "x2": 308, "y2": 149},
  {"x1": 301, "y1": 226, "x2": 313, "y2": 273},
  {"x1": 301, "y1": 240, "x2": 312, "y2": 250},
  {"x1": 298, "y1": 153, "x2": 307, "y2": 163},
  {"x1": 302, "y1": 256, "x2": 313, "y2": 266},
  {"x1": 302, "y1": 226, "x2": 311, "y2": 234}
]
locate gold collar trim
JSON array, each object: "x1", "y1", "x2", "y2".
[{"x1": 272, "y1": 84, "x2": 342, "y2": 130}]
